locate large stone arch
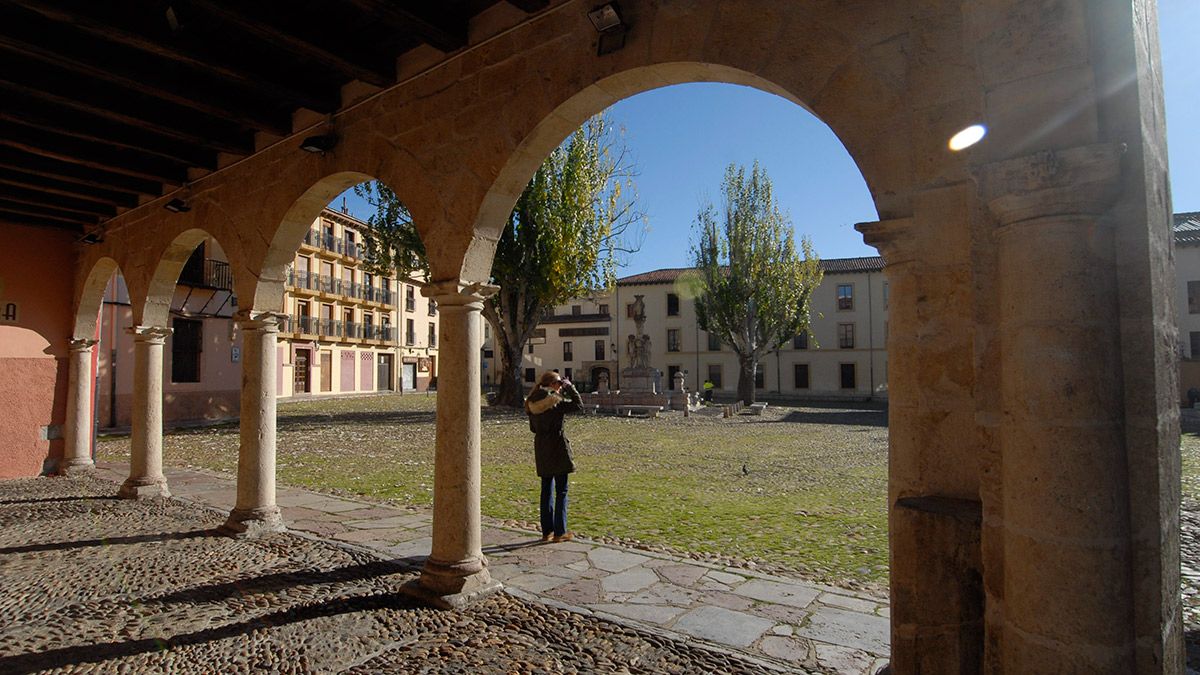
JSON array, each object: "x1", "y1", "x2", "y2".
[
  {"x1": 73, "y1": 256, "x2": 124, "y2": 341},
  {"x1": 143, "y1": 228, "x2": 233, "y2": 329}
]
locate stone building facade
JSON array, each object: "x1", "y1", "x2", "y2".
[
  {"x1": 0, "y1": 2, "x2": 1179, "y2": 671},
  {"x1": 95, "y1": 208, "x2": 438, "y2": 428},
  {"x1": 505, "y1": 257, "x2": 889, "y2": 401},
  {"x1": 1175, "y1": 212, "x2": 1200, "y2": 403}
]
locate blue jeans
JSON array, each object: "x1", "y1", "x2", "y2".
[{"x1": 540, "y1": 473, "x2": 569, "y2": 536}]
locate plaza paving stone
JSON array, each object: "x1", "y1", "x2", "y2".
[{"x1": 75, "y1": 461, "x2": 892, "y2": 673}]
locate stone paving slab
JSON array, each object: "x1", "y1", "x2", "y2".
[{"x1": 91, "y1": 461, "x2": 890, "y2": 674}]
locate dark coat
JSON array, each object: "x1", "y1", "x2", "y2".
[{"x1": 525, "y1": 383, "x2": 582, "y2": 477}]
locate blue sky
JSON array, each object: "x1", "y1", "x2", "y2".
[{"x1": 341, "y1": 3, "x2": 1198, "y2": 276}]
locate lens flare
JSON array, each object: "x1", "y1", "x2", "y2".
[{"x1": 948, "y1": 124, "x2": 987, "y2": 151}]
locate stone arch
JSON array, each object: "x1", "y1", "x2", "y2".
[
  {"x1": 253, "y1": 170, "x2": 432, "y2": 314},
  {"x1": 74, "y1": 256, "x2": 125, "y2": 341},
  {"x1": 143, "y1": 228, "x2": 234, "y2": 328},
  {"x1": 461, "y1": 61, "x2": 905, "y2": 283}
]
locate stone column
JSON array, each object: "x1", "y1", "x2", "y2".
[
  {"x1": 858, "y1": 211, "x2": 984, "y2": 674},
  {"x1": 974, "y1": 144, "x2": 1136, "y2": 672},
  {"x1": 407, "y1": 280, "x2": 501, "y2": 608},
  {"x1": 119, "y1": 326, "x2": 171, "y2": 499},
  {"x1": 61, "y1": 338, "x2": 98, "y2": 476},
  {"x1": 220, "y1": 312, "x2": 285, "y2": 537}
]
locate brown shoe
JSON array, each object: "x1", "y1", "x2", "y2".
[
  {"x1": 552, "y1": 532, "x2": 574, "y2": 543},
  {"x1": 540, "y1": 533, "x2": 553, "y2": 542}
]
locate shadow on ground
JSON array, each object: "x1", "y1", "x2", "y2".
[{"x1": 770, "y1": 408, "x2": 888, "y2": 428}]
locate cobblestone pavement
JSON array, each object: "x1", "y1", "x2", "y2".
[
  {"x1": 65, "y1": 461, "x2": 892, "y2": 674},
  {"x1": 0, "y1": 475, "x2": 822, "y2": 674}
]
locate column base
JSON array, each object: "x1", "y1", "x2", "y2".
[
  {"x1": 59, "y1": 459, "x2": 96, "y2": 477},
  {"x1": 403, "y1": 556, "x2": 502, "y2": 609},
  {"x1": 219, "y1": 506, "x2": 286, "y2": 538},
  {"x1": 117, "y1": 477, "x2": 170, "y2": 499}
]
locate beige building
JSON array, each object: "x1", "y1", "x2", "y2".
[
  {"x1": 1176, "y1": 212, "x2": 1200, "y2": 403},
  {"x1": 97, "y1": 209, "x2": 436, "y2": 427},
  {"x1": 499, "y1": 257, "x2": 888, "y2": 401}
]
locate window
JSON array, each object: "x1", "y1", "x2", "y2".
[
  {"x1": 428, "y1": 299, "x2": 437, "y2": 316},
  {"x1": 563, "y1": 341, "x2": 573, "y2": 361},
  {"x1": 524, "y1": 368, "x2": 536, "y2": 383},
  {"x1": 837, "y1": 284, "x2": 853, "y2": 310},
  {"x1": 564, "y1": 367, "x2": 573, "y2": 381},
  {"x1": 598, "y1": 304, "x2": 609, "y2": 315},
  {"x1": 171, "y1": 317, "x2": 202, "y2": 383},
  {"x1": 1190, "y1": 281, "x2": 1200, "y2": 314},
  {"x1": 883, "y1": 282, "x2": 890, "y2": 309},
  {"x1": 1191, "y1": 332, "x2": 1200, "y2": 358},
  {"x1": 668, "y1": 365, "x2": 681, "y2": 390},
  {"x1": 794, "y1": 363, "x2": 810, "y2": 389},
  {"x1": 667, "y1": 328, "x2": 681, "y2": 352},
  {"x1": 571, "y1": 305, "x2": 582, "y2": 315},
  {"x1": 793, "y1": 331, "x2": 809, "y2": 350},
  {"x1": 838, "y1": 323, "x2": 855, "y2": 349},
  {"x1": 405, "y1": 285, "x2": 416, "y2": 311},
  {"x1": 667, "y1": 293, "x2": 680, "y2": 316},
  {"x1": 406, "y1": 318, "x2": 415, "y2": 345},
  {"x1": 428, "y1": 323, "x2": 436, "y2": 347},
  {"x1": 594, "y1": 339, "x2": 605, "y2": 360},
  {"x1": 840, "y1": 363, "x2": 857, "y2": 389},
  {"x1": 754, "y1": 369, "x2": 764, "y2": 389},
  {"x1": 627, "y1": 303, "x2": 636, "y2": 318},
  {"x1": 528, "y1": 343, "x2": 535, "y2": 354},
  {"x1": 707, "y1": 364, "x2": 722, "y2": 388},
  {"x1": 707, "y1": 331, "x2": 720, "y2": 351}
]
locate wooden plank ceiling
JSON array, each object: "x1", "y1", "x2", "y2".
[{"x1": 0, "y1": 0, "x2": 549, "y2": 234}]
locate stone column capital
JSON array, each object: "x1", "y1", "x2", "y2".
[
  {"x1": 234, "y1": 310, "x2": 285, "y2": 333},
  {"x1": 126, "y1": 325, "x2": 173, "y2": 344},
  {"x1": 421, "y1": 280, "x2": 500, "y2": 308},
  {"x1": 68, "y1": 338, "x2": 99, "y2": 352},
  {"x1": 855, "y1": 217, "x2": 916, "y2": 266},
  {"x1": 970, "y1": 143, "x2": 1125, "y2": 227}
]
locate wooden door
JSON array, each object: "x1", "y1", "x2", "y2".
[
  {"x1": 294, "y1": 349, "x2": 310, "y2": 393},
  {"x1": 320, "y1": 351, "x2": 332, "y2": 392}
]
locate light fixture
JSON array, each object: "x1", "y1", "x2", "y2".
[
  {"x1": 948, "y1": 124, "x2": 987, "y2": 151},
  {"x1": 79, "y1": 229, "x2": 104, "y2": 245},
  {"x1": 587, "y1": 2, "x2": 628, "y2": 56},
  {"x1": 300, "y1": 133, "x2": 338, "y2": 154},
  {"x1": 164, "y1": 198, "x2": 190, "y2": 213}
]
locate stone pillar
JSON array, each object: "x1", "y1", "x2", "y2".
[
  {"x1": 61, "y1": 338, "x2": 98, "y2": 476},
  {"x1": 406, "y1": 280, "x2": 502, "y2": 608},
  {"x1": 118, "y1": 326, "x2": 171, "y2": 499},
  {"x1": 220, "y1": 312, "x2": 285, "y2": 537},
  {"x1": 858, "y1": 211, "x2": 984, "y2": 674},
  {"x1": 974, "y1": 144, "x2": 1136, "y2": 672}
]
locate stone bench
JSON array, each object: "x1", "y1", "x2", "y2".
[
  {"x1": 616, "y1": 405, "x2": 664, "y2": 418},
  {"x1": 747, "y1": 402, "x2": 768, "y2": 415}
]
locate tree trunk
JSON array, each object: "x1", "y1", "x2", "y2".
[
  {"x1": 493, "y1": 338, "x2": 526, "y2": 407},
  {"x1": 737, "y1": 355, "x2": 757, "y2": 404}
]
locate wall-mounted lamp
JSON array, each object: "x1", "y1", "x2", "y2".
[
  {"x1": 300, "y1": 132, "x2": 338, "y2": 154},
  {"x1": 164, "y1": 197, "x2": 191, "y2": 213},
  {"x1": 79, "y1": 229, "x2": 104, "y2": 245},
  {"x1": 610, "y1": 342, "x2": 617, "y2": 354},
  {"x1": 587, "y1": 2, "x2": 628, "y2": 56}
]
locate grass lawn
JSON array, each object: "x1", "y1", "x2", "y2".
[{"x1": 98, "y1": 394, "x2": 889, "y2": 590}]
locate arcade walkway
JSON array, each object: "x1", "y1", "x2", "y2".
[{"x1": 0, "y1": 466, "x2": 889, "y2": 674}]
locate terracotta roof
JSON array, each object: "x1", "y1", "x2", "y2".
[
  {"x1": 1175, "y1": 212, "x2": 1200, "y2": 246},
  {"x1": 616, "y1": 257, "x2": 885, "y2": 285}
]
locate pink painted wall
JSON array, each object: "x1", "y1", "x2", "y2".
[
  {"x1": 0, "y1": 225, "x2": 75, "y2": 478},
  {"x1": 340, "y1": 350, "x2": 355, "y2": 391}
]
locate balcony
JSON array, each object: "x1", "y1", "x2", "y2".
[
  {"x1": 295, "y1": 315, "x2": 316, "y2": 335},
  {"x1": 318, "y1": 318, "x2": 342, "y2": 338},
  {"x1": 289, "y1": 270, "x2": 317, "y2": 292},
  {"x1": 379, "y1": 326, "x2": 394, "y2": 342},
  {"x1": 427, "y1": 301, "x2": 437, "y2": 316},
  {"x1": 344, "y1": 322, "x2": 362, "y2": 340},
  {"x1": 379, "y1": 290, "x2": 394, "y2": 305}
]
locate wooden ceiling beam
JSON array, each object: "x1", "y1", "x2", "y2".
[
  {"x1": 0, "y1": 183, "x2": 118, "y2": 217},
  {"x1": 0, "y1": 208, "x2": 89, "y2": 231},
  {"x1": 0, "y1": 198, "x2": 99, "y2": 225},
  {"x1": 0, "y1": 168, "x2": 140, "y2": 209},
  {"x1": 0, "y1": 121, "x2": 186, "y2": 186},
  {"x1": 0, "y1": 147, "x2": 165, "y2": 197},
  {"x1": 0, "y1": 91, "x2": 217, "y2": 168},
  {"x1": 0, "y1": 74, "x2": 253, "y2": 157},
  {"x1": 505, "y1": 0, "x2": 551, "y2": 12},
  {"x1": 340, "y1": 1, "x2": 468, "y2": 53},
  {"x1": 186, "y1": 0, "x2": 395, "y2": 87},
  {"x1": 0, "y1": 6, "x2": 292, "y2": 136},
  {"x1": 7, "y1": 0, "x2": 341, "y2": 114}
]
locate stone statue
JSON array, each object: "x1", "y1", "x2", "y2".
[
  {"x1": 627, "y1": 334, "x2": 637, "y2": 361},
  {"x1": 631, "y1": 294, "x2": 646, "y2": 325},
  {"x1": 638, "y1": 334, "x2": 651, "y2": 369}
]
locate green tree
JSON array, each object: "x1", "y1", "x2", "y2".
[
  {"x1": 690, "y1": 161, "x2": 823, "y2": 404},
  {"x1": 355, "y1": 114, "x2": 642, "y2": 406}
]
